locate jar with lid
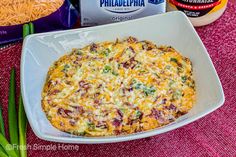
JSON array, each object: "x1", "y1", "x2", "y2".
[{"x1": 167, "y1": 0, "x2": 228, "y2": 26}]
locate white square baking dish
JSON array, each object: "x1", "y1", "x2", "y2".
[{"x1": 21, "y1": 11, "x2": 224, "y2": 144}]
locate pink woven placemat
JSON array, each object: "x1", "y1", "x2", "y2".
[{"x1": 0, "y1": 1, "x2": 235, "y2": 156}]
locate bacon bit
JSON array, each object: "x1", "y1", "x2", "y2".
[
  {"x1": 97, "y1": 84, "x2": 102, "y2": 89},
  {"x1": 94, "y1": 92, "x2": 100, "y2": 97},
  {"x1": 122, "y1": 88, "x2": 126, "y2": 95},
  {"x1": 176, "y1": 111, "x2": 187, "y2": 117},
  {"x1": 57, "y1": 108, "x2": 73, "y2": 118},
  {"x1": 169, "y1": 104, "x2": 177, "y2": 111},
  {"x1": 96, "y1": 121, "x2": 107, "y2": 129},
  {"x1": 112, "y1": 118, "x2": 122, "y2": 127},
  {"x1": 47, "y1": 99, "x2": 52, "y2": 104},
  {"x1": 47, "y1": 80, "x2": 53, "y2": 88},
  {"x1": 128, "y1": 46, "x2": 136, "y2": 54},
  {"x1": 71, "y1": 106, "x2": 84, "y2": 114},
  {"x1": 127, "y1": 87, "x2": 133, "y2": 92},
  {"x1": 75, "y1": 89, "x2": 81, "y2": 93},
  {"x1": 122, "y1": 62, "x2": 130, "y2": 69},
  {"x1": 177, "y1": 62, "x2": 182, "y2": 68},
  {"x1": 65, "y1": 80, "x2": 71, "y2": 85},
  {"x1": 109, "y1": 57, "x2": 114, "y2": 62},
  {"x1": 115, "y1": 38, "x2": 119, "y2": 44},
  {"x1": 114, "y1": 130, "x2": 121, "y2": 135},
  {"x1": 161, "y1": 98, "x2": 167, "y2": 104},
  {"x1": 123, "y1": 102, "x2": 132, "y2": 106},
  {"x1": 79, "y1": 80, "x2": 90, "y2": 89},
  {"x1": 122, "y1": 57, "x2": 138, "y2": 69},
  {"x1": 69, "y1": 120, "x2": 76, "y2": 126},
  {"x1": 117, "y1": 109, "x2": 123, "y2": 118},
  {"x1": 77, "y1": 55, "x2": 83, "y2": 60},
  {"x1": 94, "y1": 99, "x2": 101, "y2": 104},
  {"x1": 154, "y1": 96, "x2": 161, "y2": 103},
  {"x1": 90, "y1": 43, "x2": 98, "y2": 52},
  {"x1": 60, "y1": 122, "x2": 64, "y2": 127},
  {"x1": 141, "y1": 41, "x2": 155, "y2": 50},
  {"x1": 50, "y1": 89, "x2": 60, "y2": 95},
  {"x1": 126, "y1": 37, "x2": 138, "y2": 43},
  {"x1": 150, "y1": 108, "x2": 161, "y2": 120},
  {"x1": 137, "y1": 111, "x2": 143, "y2": 120}
]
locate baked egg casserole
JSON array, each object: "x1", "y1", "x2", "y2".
[{"x1": 42, "y1": 37, "x2": 196, "y2": 136}]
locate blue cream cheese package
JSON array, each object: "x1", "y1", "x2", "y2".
[{"x1": 80, "y1": 0, "x2": 166, "y2": 26}]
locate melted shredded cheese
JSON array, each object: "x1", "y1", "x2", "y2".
[{"x1": 42, "y1": 37, "x2": 196, "y2": 136}]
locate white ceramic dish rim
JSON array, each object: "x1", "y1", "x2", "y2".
[{"x1": 21, "y1": 11, "x2": 225, "y2": 144}]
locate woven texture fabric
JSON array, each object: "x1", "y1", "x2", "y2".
[{"x1": 0, "y1": 1, "x2": 235, "y2": 157}]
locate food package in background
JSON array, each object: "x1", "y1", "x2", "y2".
[
  {"x1": 0, "y1": 0, "x2": 79, "y2": 44},
  {"x1": 79, "y1": 0, "x2": 166, "y2": 26}
]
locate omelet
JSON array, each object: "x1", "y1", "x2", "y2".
[{"x1": 42, "y1": 37, "x2": 196, "y2": 136}]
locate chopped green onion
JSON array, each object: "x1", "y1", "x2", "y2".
[
  {"x1": 170, "y1": 58, "x2": 178, "y2": 63},
  {"x1": 18, "y1": 95, "x2": 27, "y2": 157},
  {"x1": 181, "y1": 76, "x2": 187, "y2": 83},
  {"x1": 8, "y1": 68, "x2": 19, "y2": 156},
  {"x1": 103, "y1": 65, "x2": 112, "y2": 73},
  {"x1": 76, "y1": 50, "x2": 83, "y2": 55},
  {"x1": 135, "y1": 83, "x2": 142, "y2": 89},
  {"x1": 143, "y1": 86, "x2": 156, "y2": 96},
  {"x1": 87, "y1": 122, "x2": 95, "y2": 130},
  {"x1": 112, "y1": 71, "x2": 118, "y2": 76},
  {"x1": 135, "y1": 110, "x2": 142, "y2": 119}
]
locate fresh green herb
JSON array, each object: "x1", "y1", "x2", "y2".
[
  {"x1": 177, "y1": 67, "x2": 183, "y2": 73},
  {"x1": 102, "y1": 48, "x2": 111, "y2": 57},
  {"x1": 18, "y1": 95, "x2": 27, "y2": 157},
  {"x1": 140, "y1": 70, "x2": 146, "y2": 73},
  {"x1": 143, "y1": 86, "x2": 156, "y2": 96},
  {"x1": 132, "y1": 79, "x2": 137, "y2": 84},
  {"x1": 133, "y1": 81, "x2": 156, "y2": 96},
  {"x1": 112, "y1": 71, "x2": 119, "y2": 76},
  {"x1": 135, "y1": 110, "x2": 142, "y2": 119},
  {"x1": 76, "y1": 50, "x2": 83, "y2": 55},
  {"x1": 8, "y1": 68, "x2": 19, "y2": 156},
  {"x1": 170, "y1": 58, "x2": 178, "y2": 63},
  {"x1": 135, "y1": 83, "x2": 142, "y2": 89},
  {"x1": 0, "y1": 133, "x2": 17, "y2": 157},
  {"x1": 188, "y1": 81, "x2": 195, "y2": 89},
  {"x1": 172, "y1": 90, "x2": 182, "y2": 100},
  {"x1": 107, "y1": 48, "x2": 111, "y2": 53},
  {"x1": 118, "y1": 63, "x2": 121, "y2": 69},
  {"x1": 181, "y1": 76, "x2": 187, "y2": 83},
  {"x1": 87, "y1": 122, "x2": 95, "y2": 130},
  {"x1": 102, "y1": 51, "x2": 109, "y2": 57},
  {"x1": 62, "y1": 64, "x2": 70, "y2": 72},
  {"x1": 103, "y1": 65, "x2": 112, "y2": 73},
  {"x1": 0, "y1": 104, "x2": 5, "y2": 137}
]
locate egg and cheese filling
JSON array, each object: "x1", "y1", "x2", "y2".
[{"x1": 42, "y1": 37, "x2": 196, "y2": 136}]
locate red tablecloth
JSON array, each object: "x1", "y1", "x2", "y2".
[{"x1": 0, "y1": 1, "x2": 235, "y2": 156}]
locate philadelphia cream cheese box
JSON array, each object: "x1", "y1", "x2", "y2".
[{"x1": 80, "y1": 0, "x2": 166, "y2": 26}]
